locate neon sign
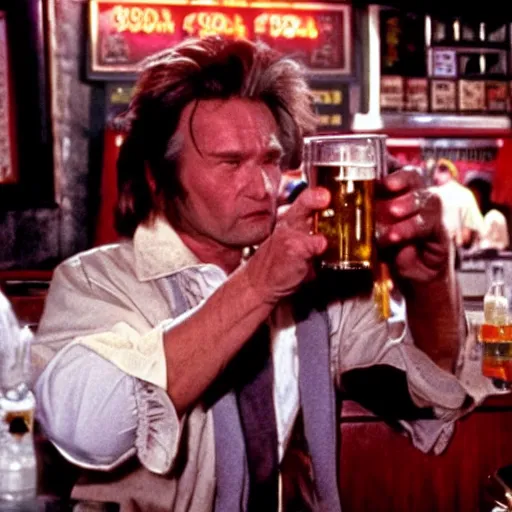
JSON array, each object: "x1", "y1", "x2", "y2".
[
  {"x1": 110, "y1": 6, "x2": 318, "y2": 40},
  {"x1": 89, "y1": 1, "x2": 352, "y2": 77},
  {"x1": 183, "y1": 12, "x2": 247, "y2": 38},
  {"x1": 254, "y1": 13, "x2": 318, "y2": 40},
  {"x1": 112, "y1": 6, "x2": 175, "y2": 33}
]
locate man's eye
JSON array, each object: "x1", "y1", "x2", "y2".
[
  {"x1": 224, "y1": 159, "x2": 241, "y2": 168},
  {"x1": 263, "y1": 156, "x2": 281, "y2": 167}
]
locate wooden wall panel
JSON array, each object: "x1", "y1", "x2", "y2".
[{"x1": 339, "y1": 398, "x2": 512, "y2": 512}]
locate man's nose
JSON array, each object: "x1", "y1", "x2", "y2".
[{"x1": 248, "y1": 166, "x2": 274, "y2": 199}]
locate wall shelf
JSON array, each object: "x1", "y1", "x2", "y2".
[{"x1": 353, "y1": 112, "x2": 511, "y2": 134}]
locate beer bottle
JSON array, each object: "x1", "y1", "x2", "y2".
[
  {"x1": 484, "y1": 262, "x2": 509, "y2": 325},
  {"x1": 481, "y1": 261, "x2": 512, "y2": 388}
]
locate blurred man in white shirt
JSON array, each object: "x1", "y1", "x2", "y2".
[{"x1": 432, "y1": 158, "x2": 485, "y2": 249}]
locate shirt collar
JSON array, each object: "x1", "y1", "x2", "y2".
[{"x1": 133, "y1": 216, "x2": 203, "y2": 281}]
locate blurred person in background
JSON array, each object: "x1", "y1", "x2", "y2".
[
  {"x1": 467, "y1": 178, "x2": 510, "y2": 252},
  {"x1": 431, "y1": 158, "x2": 485, "y2": 267},
  {"x1": 481, "y1": 210, "x2": 510, "y2": 251}
]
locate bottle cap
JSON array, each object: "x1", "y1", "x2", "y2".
[{"x1": 491, "y1": 261, "x2": 506, "y2": 283}]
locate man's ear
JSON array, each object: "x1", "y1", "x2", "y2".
[{"x1": 145, "y1": 163, "x2": 165, "y2": 215}]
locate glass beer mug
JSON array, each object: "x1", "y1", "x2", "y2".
[
  {"x1": 303, "y1": 134, "x2": 391, "y2": 318},
  {"x1": 304, "y1": 134, "x2": 387, "y2": 270}
]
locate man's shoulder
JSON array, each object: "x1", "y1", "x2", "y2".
[
  {"x1": 60, "y1": 240, "x2": 133, "y2": 267},
  {"x1": 54, "y1": 240, "x2": 138, "y2": 288}
]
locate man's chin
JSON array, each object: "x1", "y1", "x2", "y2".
[{"x1": 227, "y1": 226, "x2": 273, "y2": 249}]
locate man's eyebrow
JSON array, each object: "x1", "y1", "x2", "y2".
[
  {"x1": 207, "y1": 150, "x2": 247, "y2": 160},
  {"x1": 206, "y1": 146, "x2": 284, "y2": 160}
]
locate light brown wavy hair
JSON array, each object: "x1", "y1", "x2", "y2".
[{"x1": 114, "y1": 36, "x2": 318, "y2": 237}]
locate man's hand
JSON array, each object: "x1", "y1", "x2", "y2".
[
  {"x1": 376, "y1": 169, "x2": 460, "y2": 373},
  {"x1": 375, "y1": 170, "x2": 450, "y2": 283},
  {"x1": 245, "y1": 188, "x2": 330, "y2": 305}
]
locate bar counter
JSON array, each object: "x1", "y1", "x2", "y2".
[{"x1": 339, "y1": 390, "x2": 512, "y2": 512}]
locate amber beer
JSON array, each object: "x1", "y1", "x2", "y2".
[
  {"x1": 305, "y1": 134, "x2": 386, "y2": 271},
  {"x1": 314, "y1": 164, "x2": 375, "y2": 269}
]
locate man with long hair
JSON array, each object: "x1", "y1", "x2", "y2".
[{"x1": 34, "y1": 37, "x2": 490, "y2": 511}]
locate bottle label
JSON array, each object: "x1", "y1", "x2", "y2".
[
  {"x1": 480, "y1": 323, "x2": 512, "y2": 343},
  {"x1": 0, "y1": 466, "x2": 36, "y2": 498},
  {"x1": 0, "y1": 391, "x2": 35, "y2": 442},
  {"x1": 0, "y1": 407, "x2": 36, "y2": 501}
]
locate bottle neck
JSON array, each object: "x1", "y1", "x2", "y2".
[{"x1": 490, "y1": 281, "x2": 506, "y2": 294}]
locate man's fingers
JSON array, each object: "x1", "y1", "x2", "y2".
[
  {"x1": 377, "y1": 213, "x2": 435, "y2": 247},
  {"x1": 380, "y1": 169, "x2": 425, "y2": 197},
  {"x1": 376, "y1": 189, "x2": 437, "y2": 223},
  {"x1": 281, "y1": 187, "x2": 330, "y2": 230},
  {"x1": 284, "y1": 232, "x2": 327, "y2": 259},
  {"x1": 376, "y1": 189, "x2": 443, "y2": 248}
]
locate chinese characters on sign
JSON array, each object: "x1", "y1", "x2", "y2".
[
  {"x1": 0, "y1": 12, "x2": 15, "y2": 184},
  {"x1": 183, "y1": 12, "x2": 247, "y2": 38},
  {"x1": 90, "y1": 1, "x2": 351, "y2": 76},
  {"x1": 109, "y1": 6, "x2": 321, "y2": 41},
  {"x1": 111, "y1": 5, "x2": 177, "y2": 34},
  {"x1": 254, "y1": 13, "x2": 318, "y2": 40}
]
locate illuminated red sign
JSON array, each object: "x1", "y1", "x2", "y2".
[
  {"x1": 254, "y1": 13, "x2": 318, "y2": 39},
  {"x1": 89, "y1": 1, "x2": 351, "y2": 77},
  {"x1": 109, "y1": 6, "x2": 319, "y2": 40},
  {"x1": 182, "y1": 12, "x2": 248, "y2": 38},
  {"x1": 110, "y1": 5, "x2": 177, "y2": 34}
]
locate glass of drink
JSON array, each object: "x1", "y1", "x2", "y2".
[{"x1": 303, "y1": 134, "x2": 388, "y2": 271}]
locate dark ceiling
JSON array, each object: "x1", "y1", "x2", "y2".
[{"x1": 353, "y1": 0, "x2": 509, "y2": 22}]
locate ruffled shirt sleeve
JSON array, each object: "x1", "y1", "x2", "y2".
[
  {"x1": 35, "y1": 342, "x2": 182, "y2": 474},
  {"x1": 329, "y1": 293, "x2": 507, "y2": 454},
  {"x1": 34, "y1": 257, "x2": 227, "y2": 476}
]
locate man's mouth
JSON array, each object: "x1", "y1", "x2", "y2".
[{"x1": 242, "y1": 209, "x2": 272, "y2": 219}]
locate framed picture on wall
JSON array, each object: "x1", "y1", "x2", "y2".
[
  {"x1": 0, "y1": 0, "x2": 54, "y2": 210},
  {"x1": 0, "y1": 11, "x2": 16, "y2": 185}
]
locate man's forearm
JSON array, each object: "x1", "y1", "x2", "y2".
[
  {"x1": 402, "y1": 264, "x2": 463, "y2": 373},
  {"x1": 163, "y1": 266, "x2": 275, "y2": 416}
]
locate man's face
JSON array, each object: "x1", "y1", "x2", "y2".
[
  {"x1": 433, "y1": 163, "x2": 452, "y2": 186},
  {"x1": 168, "y1": 98, "x2": 283, "y2": 249}
]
